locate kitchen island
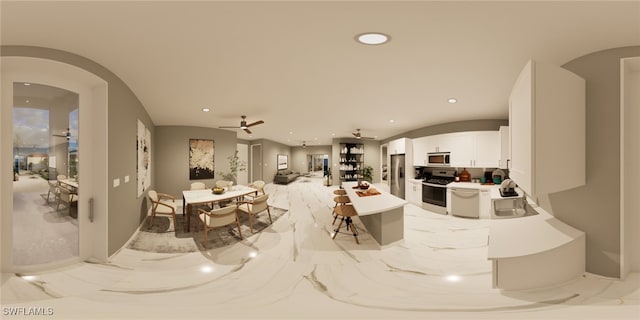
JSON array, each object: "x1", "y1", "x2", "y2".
[{"x1": 342, "y1": 182, "x2": 407, "y2": 246}]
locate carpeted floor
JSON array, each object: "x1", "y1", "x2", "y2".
[{"x1": 127, "y1": 206, "x2": 287, "y2": 253}]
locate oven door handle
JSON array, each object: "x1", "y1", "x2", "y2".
[{"x1": 422, "y1": 182, "x2": 446, "y2": 188}]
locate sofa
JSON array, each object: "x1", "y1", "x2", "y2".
[{"x1": 274, "y1": 170, "x2": 299, "y2": 184}]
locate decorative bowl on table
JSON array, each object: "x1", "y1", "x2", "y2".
[
  {"x1": 212, "y1": 187, "x2": 225, "y2": 194},
  {"x1": 357, "y1": 183, "x2": 370, "y2": 190}
]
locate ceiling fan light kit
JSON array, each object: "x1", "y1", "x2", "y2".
[
  {"x1": 352, "y1": 129, "x2": 375, "y2": 140},
  {"x1": 219, "y1": 115, "x2": 264, "y2": 134}
]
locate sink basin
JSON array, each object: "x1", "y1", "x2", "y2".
[{"x1": 493, "y1": 198, "x2": 538, "y2": 219}]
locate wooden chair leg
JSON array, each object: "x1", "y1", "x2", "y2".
[
  {"x1": 350, "y1": 223, "x2": 359, "y2": 245},
  {"x1": 203, "y1": 225, "x2": 209, "y2": 248},
  {"x1": 249, "y1": 213, "x2": 254, "y2": 233},
  {"x1": 333, "y1": 217, "x2": 344, "y2": 239},
  {"x1": 236, "y1": 219, "x2": 243, "y2": 240},
  {"x1": 266, "y1": 207, "x2": 272, "y2": 224}
]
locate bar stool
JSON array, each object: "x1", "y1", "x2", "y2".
[
  {"x1": 333, "y1": 189, "x2": 347, "y2": 196},
  {"x1": 331, "y1": 195, "x2": 350, "y2": 225},
  {"x1": 332, "y1": 204, "x2": 359, "y2": 244}
]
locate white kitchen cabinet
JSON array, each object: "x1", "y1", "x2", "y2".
[
  {"x1": 406, "y1": 180, "x2": 422, "y2": 206},
  {"x1": 412, "y1": 136, "x2": 429, "y2": 166},
  {"x1": 499, "y1": 126, "x2": 509, "y2": 169},
  {"x1": 388, "y1": 138, "x2": 407, "y2": 155},
  {"x1": 509, "y1": 60, "x2": 585, "y2": 198},
  {"x1": 479, "y1": 189, "x2": 492, "y2": 219},
  {"x1": 448, "y1": 132, "x2": 475, "y2": 167},
  {"x1": 474, "y1": 131, "x2": 500, "y2": 168}
]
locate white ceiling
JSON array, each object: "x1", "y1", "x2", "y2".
[{"x1": 2, "y1": 1, "x2": 639, "y2": 146}]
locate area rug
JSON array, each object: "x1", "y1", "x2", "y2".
[{"x1": 126, "y1": 206, "x2": 287, "y2": 253}]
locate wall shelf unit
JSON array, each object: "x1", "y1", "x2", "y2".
[{"x1": 339, "y1": 143, "x2": 364, "y2": 182}]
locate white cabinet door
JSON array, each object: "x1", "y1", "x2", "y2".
[
  {"x1": 424, "y1": 135, "x2": 439, "y2": 153},
  {"x1": 509, "y1": 60, "x2": 585, "y2": 197},
  {"x1": 499, "y1": 126, "x2": 509, "y2": 169},
  {"x1": 389, "y1": 138, "x2": 406, "y2": 155},
  {"x1": 407, "y1": 181, "x2": 422, "y2": 206},
  {"x1": 509, "y1": 61, "x2": 534, "y2": 195},
  {"x1": 479, "y1": 189, "x2": 492, "y2": 219},
  {"x1": 412, "y1": 137, "x2": 428, "y2": 166},
  {"x1": 448, "y1": 132, "x2": 475, "y2": 167},
  {"x1": 475, "y1": 131, "x2": 500, "y2": 168}
]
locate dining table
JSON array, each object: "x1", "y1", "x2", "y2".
[
  {"x1": 58, "y1": 178, "x2": 79, "y2": 191},
  {"x1": 182, "y1": 185, "x2": 258, "y2": 232}
]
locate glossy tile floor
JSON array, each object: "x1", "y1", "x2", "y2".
[
  {"x1": 2, "y1": 177, "x2": 639, "y2": 319},
  {"x1": 11, "y1": 173, "x2": 78, "y2": 266}
]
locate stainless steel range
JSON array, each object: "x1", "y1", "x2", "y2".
[{"x1": 422, "y1": 169, "x2": 456, "y2": 214}]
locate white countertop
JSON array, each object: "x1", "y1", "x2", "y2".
[
  {"x1": 447, "y1": 182, "x2": 499, "y2": 191},
  {"x1": 342, "y1": 182, "x2": 407, "y2": 216},
  {"x1": 487, "y1": 205, "x2": 585, "y2": 259}
]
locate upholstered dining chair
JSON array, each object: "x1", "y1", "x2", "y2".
[
  {"x1": 190, "y1": 182, "x2": 206, "y2": 190},
  {"x1": 237, "y1": 194, "x2": 272, "y2": 233},
  {"x1": 46, "y1": 180, "x2": 60, "y2": 203},
  {"x1": 215, "y1": 180, "x2": 233, "y2": 189},
  {"x1": 245, "y1": 180, "x2": 266, "y2": 200},
  {"x1": 147, "y1": 190, "x2": 177, "y2": 231},
  {"x1": 197, "y1": 205, "x2": 242, "y2": 248},
  {"x1": 56, "y1": 187, "x2": 77, "y2": 215}
]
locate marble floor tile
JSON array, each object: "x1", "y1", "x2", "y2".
[{"x1": 2, "y1": 177, "x2": 639, "y2": 319}]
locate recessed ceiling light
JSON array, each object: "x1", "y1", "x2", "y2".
[
  {"x1": 23, "y1": 83, "x2": 31, "y2": 86},
  {"x1": 202, "y1": 108, "x2": 210, "y2": 112},
  {"x1": 289, "y1": 131, "x2": 293, "y2": 135},
  {"x1": 356, "y1": 32, "x2": 390, "y2": 45},
  {"x1": 26, "y1": 100, "x2": 29, "y2": 103},
  {"x1": 448, "y1": 98, "x2": 458, "y2": 104},
  {"x1": 389, "y1": 119, "x2": 395, "y2": 123}
]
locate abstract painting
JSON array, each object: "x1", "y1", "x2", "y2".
[
  {"x1": 189, "y1": 139, "x2": 215, "y2": 180},
  {"x1": 277, "y1": 154, "x2": 288, "y2": 170},
  {"x1": 137, "y1": 119, "x2": 151, "y2": 197}
]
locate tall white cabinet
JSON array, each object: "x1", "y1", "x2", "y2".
[{"x1": 509, "y1": 60, "x2": 585, "y2": 198}]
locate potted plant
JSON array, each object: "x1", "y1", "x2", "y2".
[
  {"x1": 363, "y1": 165, "x2": 374, "y2": 183},
  {"x1": 218, "y1": 150, "x2": 247, "y2": 184}
]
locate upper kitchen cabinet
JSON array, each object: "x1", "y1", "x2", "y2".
[
  {"x1": 388, "y1": 137, "x2": 408, "y2": 155},
  {"x1": 499, "y1": 126, "x2": 509, "y2": 169},
  {"x1": 509, "y1": 60, "x2": 585, "y2": 198},
  {"x1": 413, "y1": 136, "x2": 429, "y2": 166}
]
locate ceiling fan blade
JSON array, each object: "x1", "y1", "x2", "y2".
[
  {"x1": 219, "y1": 126, "x2": 240, "y2": 129},
  {"x1": 246, "y1": 120, "x2": 264, "y2": 127},
  {"x1": 52, "y1": 134, "x2": 67, "y2": 137},
  {"x1": 243, "y1": 128, "x2": 252, "y2": 134}
]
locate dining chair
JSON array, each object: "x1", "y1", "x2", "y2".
[
  {"x1": 46, "y1": 180, "x2": 60, "y2": 203},
  {"x1": 237, "y1": 194, "x2": 272, "y2": 233},
  {"x1": 215, "y1": 180, "x2": 234, "y2": 189},
  {"x1": 56, "y1": 187, "x2": 77, "y2": 216},
  {"x1": 147, "y1": 190, "x2": 178, "y2": 231},
  {"x1": 197, "y1": 205, "x2": 242, "y2": 248},
  {"x1": 190, "y1": 182, "x2": 206, "y2": 190},
  {"x1": 245, "y1": 180, "x2": 266, "y2": 200}
]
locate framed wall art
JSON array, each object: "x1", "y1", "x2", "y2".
[
  {"x1": 277, "y1": 154, "x2": 288, "y2": 170},
  {"x1": 189, "y1": 139, "x2": 215, "y2": 180},
  {"x1": 137, "y1": 119, "x2": 151, "y2": 197}
]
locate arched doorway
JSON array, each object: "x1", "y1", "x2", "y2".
[{"x1": 1, "y1": 57, "x2": 108, "y2": 272}]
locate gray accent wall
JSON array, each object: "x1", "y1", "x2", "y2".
[
  {"x1": 1, "y1": 45, "x2": 154, "y2": 257},
  {"x1": 291, "y1": 145, "x2": 332, "y2": 174},
  {"x1": 155, "y1": 126, "x2": 238, "y2": 198},
  {"x1": 251, "y1": 139, "x2": 292, "y2": 184},
  {"x1": 546, "y1": 46, "x2": 640, "y2": 278},
  {"x1": 382, "y1": 119, "x2": 509, "y2": 143}
]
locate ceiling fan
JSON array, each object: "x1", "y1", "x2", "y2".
[
  {"x1": 52, "y1": 128, "x2": 71, "y2": 141},
  {"x1": 219, "y1": 115, "x2": 264, "y2": 134},
  {"x1": 352, "y1": 129, "x2": 375, "y2": 140}
]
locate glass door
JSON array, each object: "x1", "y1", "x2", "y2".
[{"x1": 12, "y1": 82, "x2": 80, "y2": 266}]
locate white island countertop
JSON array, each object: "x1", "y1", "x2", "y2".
[
  {"x1": 342, "y1": 182, "x2": 407, "y2": 217},
  {"x1": 488, "y1": 205, "x2": 584, "y2": 259}
]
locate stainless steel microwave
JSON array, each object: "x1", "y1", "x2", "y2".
[{"x1": 427, "y1": 152, "x2": 451, "y2": 166}]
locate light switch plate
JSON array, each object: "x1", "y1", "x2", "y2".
[
  {"x1": 113, "y1": 178, "x2": 120, "y2": 188},
  {"x1": 124, "y1": 175, "x2": 130, "y2": 183}
]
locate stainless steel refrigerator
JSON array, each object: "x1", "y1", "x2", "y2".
[{"x1": 390, "y1": 154, "x2": 405, "y2": 199}]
